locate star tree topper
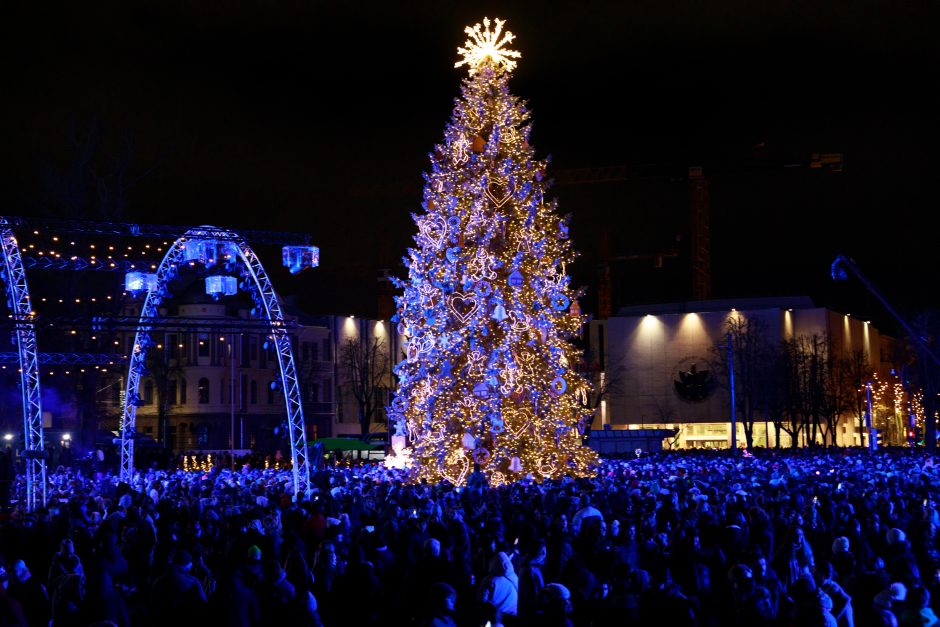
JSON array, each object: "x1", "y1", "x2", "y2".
[{"x1": 455, "y1": 17, "x2": 521, "y2": 75}]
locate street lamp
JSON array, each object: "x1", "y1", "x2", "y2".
[{"x1": 221, "y1": 336, "x2": 235, "y2": 467}]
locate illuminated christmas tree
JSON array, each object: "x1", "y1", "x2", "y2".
[{"x1": 387, "y1": 18, "x2": 598, "y2": 486}]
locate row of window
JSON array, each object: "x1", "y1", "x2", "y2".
[
  {"x1": 123, "y1": 334, "x2": 332, "y2": 367},
  {"x1": 116, "y1": 377, "x2": 331, "y2": 406}
]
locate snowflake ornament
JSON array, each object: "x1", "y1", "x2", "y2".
[{"x1": 455, "y1": 17, "x2": 521, "y2": 75}]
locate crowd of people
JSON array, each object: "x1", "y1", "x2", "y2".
[{"x1": 1, "y1": 446, "x2": 939, "y2": 626}]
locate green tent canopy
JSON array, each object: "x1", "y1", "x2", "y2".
[{"x1": 313, "y1": 437, "x2": 383, "y2": 452}]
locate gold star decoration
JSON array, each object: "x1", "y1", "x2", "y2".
[{"x1": 455, "y1": 17, "x2": 521, "y2": 75}]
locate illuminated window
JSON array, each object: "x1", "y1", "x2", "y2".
[{"x1": 198, "y1": 378, "x2": 210, "y2": 404}]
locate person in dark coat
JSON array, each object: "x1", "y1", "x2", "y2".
[
  {"x1": 48, "y1": 553, "x2": 85, "y2": 627},
  {"x1": 421, "y1": 581, "x2": 458, "y2": 627},
  {"x1": 8, "y1": 559, "x2": 50, "y2": 627},
  {"x1": 85, "y1": 528, "x2": 130, "y2": 626},
  {"x1": 465, "y1": 464, "x2": 489, "y2": 508},
  {"x1": 212, "y1": 556, "x2": 261, "y2": 627},
  {"x1": 332, "y1": 560, "x2": 384, "y2": 625},
  {"x1": 149, "y1": 549, "x2": 207, "y2": 625},
  {"x1": 0, "y1": 569, "x2": 28, "y2": 627},
  {"x1": 408, "y1": 537, "x2": 459, "y2": 623},
  {"x1": 535, "y1": 583, "x2": 574, "y2": 627},
  {"x1": 517, "y1": 539, "x2": 547, "y2": 625},
  {"x1": 258, "y1": 559, "x2": 296, "y2": 623}
]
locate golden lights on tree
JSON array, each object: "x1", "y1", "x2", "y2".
[{"x1": 388, "y1": 19, "x2": 598, "y2": 486}]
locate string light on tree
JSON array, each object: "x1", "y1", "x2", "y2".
[{"x1": 388, "y1": 18, "x2": 598, "y2": 486}]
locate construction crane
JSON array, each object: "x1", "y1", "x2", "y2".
[{"x1": 553, "y1": 152, "x2": 844, "y2": 317}]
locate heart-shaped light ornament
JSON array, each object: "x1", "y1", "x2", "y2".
[
  {"x1": 449, "y1": 293, "x2": 479, "y2": 324},
  {"x1": 486, "y1": 179, "x2": 515, "y2": 208}
]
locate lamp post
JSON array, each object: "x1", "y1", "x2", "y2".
[
  {"x1": 222, "y1": 337, "x2": 234, "y2": 468},
  {"x1": 728, "y1": 333, "x2": 737, "y2": 455},
  {"x1": 865, "y1": 381, "x2": 874, "y2": 451}
]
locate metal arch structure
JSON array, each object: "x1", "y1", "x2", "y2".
[
  {"x1": 121, "y1": 226, "x2": 312, "y2": 496},
  {"x1": 0, "y1": 223, "x2": 46, "y2": 511}
]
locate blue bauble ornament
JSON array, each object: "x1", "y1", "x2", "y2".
[{"x1": 551, "y1": 293, "x2": 571, "y2": 311}]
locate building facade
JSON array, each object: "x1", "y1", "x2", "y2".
[
  {"x1": 92, "y1": 300, "x2": 399, "y2": 456},
  {"x1": 590, "y1": 296, "x2": 898, "y2": 449}
]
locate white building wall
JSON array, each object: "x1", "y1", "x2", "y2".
[{"x1": 603, "y1": 301, "x2": 889, "y2": 449}]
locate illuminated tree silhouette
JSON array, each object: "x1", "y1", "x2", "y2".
[{"x1": 387, "y1": 18, "x2": 598, "y2": 485}]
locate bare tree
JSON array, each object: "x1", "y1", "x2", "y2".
[
  {"x1": 818, "y1": 338, "x2": 854, "y2": 446},
  {"x1": 764, "y1": 344, "x2": 790, "y2": 448},
  {"x1": 713, "y1": 316, "x2": 775, "y2": 450},
  {"x1": 339, "y1": 337, "x2": 391, "y2": 437},
  {"x1": 776, "y1": 334, "x2": 845, "y2": 447},
  {"x1": 838, "y1": 349, "x2": 873, "y2": 446},
  {"x1": 779, "y1": 336, "x2": 812, "y2": 447}
]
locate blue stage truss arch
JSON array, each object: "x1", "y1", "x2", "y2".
[
  {"x1": 120, "y1": 226, "x2": 312, "y2": 496},
  {"x1": 0, "y1": 220, "x2": 46, "y2": 511}
]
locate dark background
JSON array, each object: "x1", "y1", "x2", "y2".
[{"x1": 1, "y1": 1, "x2": 935, "y2": 333}]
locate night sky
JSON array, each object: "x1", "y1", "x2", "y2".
[{"x1": 1, "y1": 2, "x2": 935, "y2": 333}]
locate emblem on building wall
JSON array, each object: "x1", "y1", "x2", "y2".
[{"x1": 673, "y1": 357, "x2": 715, "y2": 402}]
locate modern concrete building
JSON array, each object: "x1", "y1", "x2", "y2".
[{"x1": 589, "y1": 296, "x2": 898, "y2": 449}]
